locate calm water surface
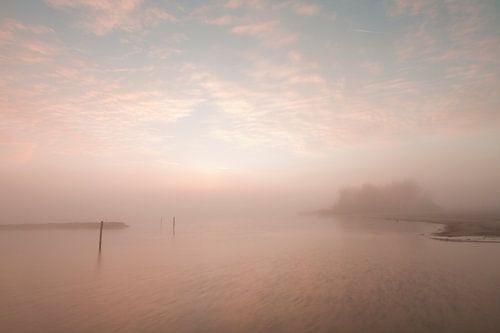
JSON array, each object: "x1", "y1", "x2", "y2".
[{"x1": 1, "y1": 217, "x2": 499, "y2": 333}]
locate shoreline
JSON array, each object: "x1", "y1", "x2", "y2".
[
  {"x1": 320, "y1": 213, "x2": 500, "y2": 244},
  {"x1": 429, "y1": 235, "x2": 500, "y2": 243},
  {"x1": 395, "y1": 217, "x2": 500, "y2": 243},
  {"x1": 425, "y1": 221, "x2": 500, "y2": 243}
]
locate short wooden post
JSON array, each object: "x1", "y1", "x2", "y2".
[{"x1": 99, "y1": 221, "x2": 104, "y2": 252}]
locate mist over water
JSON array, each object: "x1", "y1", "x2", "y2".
[
  {"x1": 323, "y1": 180, "x2": 441, "y2": 215},
  {"x1": 1, "y1": 0, "x2": 500, "y2": 332},
  {"x1": 1, "y1": 217, "x2": 500, "y2": 333}
]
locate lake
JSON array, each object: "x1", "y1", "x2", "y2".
[{"x1": 1, "y1": 217, "x2": 499, "y2": 333}]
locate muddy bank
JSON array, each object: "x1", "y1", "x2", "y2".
[
  {"x1": 319, "y1": 212, "x2": 500, "y2": 242},
  {"x1": 429, "y1": 221, "x2": 500, "y2": 243},
  {"x1": 388, "y1": 216, "x2": 500, "y2": 242}
]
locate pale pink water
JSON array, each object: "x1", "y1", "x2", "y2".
[{"x1": 1, "y1": 217, "x2": 499, "y2": 333}]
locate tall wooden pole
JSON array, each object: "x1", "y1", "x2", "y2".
[
  {"x1": 172, "y1": 216, "x2": 176, "y2": 237},
  {"x1": 99, "y1": 221, "x2": 104, "y2": 252}
]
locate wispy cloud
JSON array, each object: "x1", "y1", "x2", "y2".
[
  {"x1": 292, "y1": 2, "x2": 321, "y2": 16},
  {"x1": 0, "y1": 18, "x2": 54, "y2": 41},
  {"x1": 45, "y1": 0, "x2": 175, "y2": 35},
  {"x1": 0, "y1": 19, "x2": 59, "y2": 64},
  {"x1": 0, "y1": 19, "x2": 201, "y2": 159},
  {"x1": 387, "y1": 0, "x2": 435, "y2": 16},
  {"x1": 205, "y1": 14, "x2": 234, "y2": 26},
  {"x1": 1, "y1": 0, "x2": 499, "y2": 165},
  {"x1": 197, "y1": 1, "x2": 303, "y2": 47},
  {"x1": 231, "y1": 20, "x2": 297, "y2": 47},
  {"x1": 353, "y1": 28, "x2": 383, "y2": 34}
]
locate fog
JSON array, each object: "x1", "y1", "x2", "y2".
[
  {"x1": 3, "y1": 2, "x2": 500, "y2": 332},
  {"x1": 2, "y1": 150, "x2": 500, "y2": 225},
  {"x1": 322, "y1": 180, "x2": 441, "y2": 216},
  {"x1": 2, "y1": 129, "x2": 500, "y2": 225}
]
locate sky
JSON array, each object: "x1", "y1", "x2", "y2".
[{"x1": 1, "y1": 0, "x2": 499, "y2": 223}]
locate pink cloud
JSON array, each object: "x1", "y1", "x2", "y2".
[
  {"x1": 224, "y1": 0, "x2": 241, "y2": 9},
  {"x1": 45, "y1": 0, "x2": 175, "y2": 35},
  {"x1": 0, "y1": 19, "x2": 54, "y2": 43},
  {"x1": 0, "y1": 19, "x2": 60, "y2": 64},
  {"x1": 292, "y1": 2, "x2": 321, "y2": 16},
  {"x1": 2, "y1": 0, "x2": 499, "y2": 163},
  {"x1": 206, "y1": 15, "x2": 234, "y2": 26},
  {"x1": 387, "y1": 0, "x2": 434, "y2": 16},
  {"x1": 445, "y1": 1, "x2": 486, "y2": 41},
  {"x1": 231, "y1": 20, "x2": 276, "y2": 36},
  {"x1": 224, "y1": 0, "x2": 266, "y2": 9},
  {"x1": 231, "y1": 21, "x2": 297, "y2": 47},
  {"x1": 360, "y1": 62, "x2": 384, "y2": 76}
]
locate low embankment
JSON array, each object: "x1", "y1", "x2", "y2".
[{"x1": 0, "y1": 222, "x2": 129, "y2": 230}]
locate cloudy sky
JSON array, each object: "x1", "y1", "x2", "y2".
[{"x1": 1, "y1": 0, "x2": 499, "y2": 222}]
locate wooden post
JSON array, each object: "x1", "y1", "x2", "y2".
[
  {"x1": 172, "y1": 216, "x2": 176, "y2": 236},
  {"x1": 99, "y1": 221, "x2": 104, "y2": 252}
]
